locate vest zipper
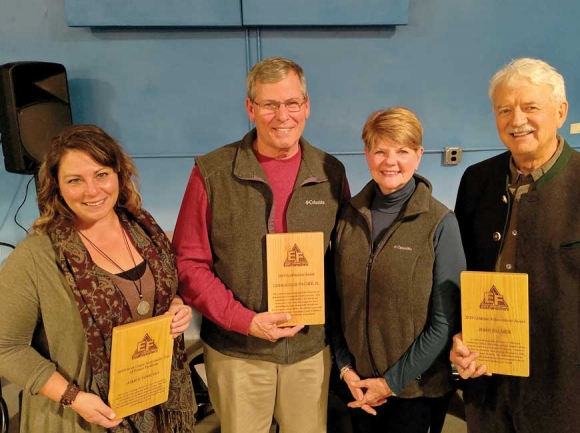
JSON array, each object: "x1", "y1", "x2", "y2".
[{"x1": 365, "y1": 251, "x2": 381, "y2": 377}]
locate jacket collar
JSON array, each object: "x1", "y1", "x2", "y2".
[
  {"x1": 498, "y1": 137, "x2": 574, "y2": 192},
  {"x1": 536, "y1": 138, "x2": 573, "y2": 190},
  {"x1": 351, "y1": 174, "x2": 433, "y2": 217},
  {"x1": 232, "y1": 128, "x2": 328, "y2": 186}
]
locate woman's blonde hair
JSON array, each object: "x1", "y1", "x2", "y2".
[{"x1": 361, "y1": 107, "x2": 423, "y2": 151}]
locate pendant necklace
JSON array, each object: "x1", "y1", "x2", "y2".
[{"x1": 79, "y1": 227, "x2": 151, "y2": 316}]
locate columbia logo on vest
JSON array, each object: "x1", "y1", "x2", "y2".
[
  {"x1": 394, "y1": 245, "x2": 412, "y2": 251},
  {"x1": 305, "y1": 200, "x2": 326, "y2": 205}
]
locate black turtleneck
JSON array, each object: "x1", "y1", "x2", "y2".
[{"x1": 371, "y1": 178, "x2": 416, "y2": 247}]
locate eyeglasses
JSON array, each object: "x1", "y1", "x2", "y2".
[{"x1": 251, "y1": 98, "x2": 307, "y2": 113}]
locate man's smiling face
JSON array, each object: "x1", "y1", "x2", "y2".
[
  {"x1": 245, "y1": 71, "x2": 310, "y2": 159},
  {"x1": 493, "y1": 78, "x2": 568, "y2": 170}
]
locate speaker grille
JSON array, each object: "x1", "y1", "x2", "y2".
[
  {"x1": 0, "y1": 62, "x2": 72, "y2": 174},
  {"x1": 18, "y1": 101, "x2": 72, "y2": 162}
]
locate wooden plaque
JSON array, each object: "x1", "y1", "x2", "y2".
[
  {"x1": 266, "y1": 232, "x2": 325, "y2": 326},
  {"x1": 461, "y1": 271, "x2": 529, "y2": 377},
  {"x1": 108, "y1": 313, "x2": 174, "y2": 419}
]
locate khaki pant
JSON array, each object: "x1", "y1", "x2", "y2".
[{"x1": 203, "y1": 343, "x2": 331, "y2": 433}]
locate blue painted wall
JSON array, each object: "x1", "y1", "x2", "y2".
[{"x1": 1, "y1": 0, "x2": 579, "y2": 265}]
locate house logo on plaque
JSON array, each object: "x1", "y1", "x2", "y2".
[
  {"x1": 132, "y1": 333, "x2": 159, "y2": 359},
  {"x1": 284, "y1": 244, "x2": 309, "y2": 267},
  {"x1": 480, "y1": 285, "x2": 509, "y2": 311}
]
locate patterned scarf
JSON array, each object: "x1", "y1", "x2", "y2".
[{"x1": 49, "y1": 207, "x2": 196, "y2": 432}]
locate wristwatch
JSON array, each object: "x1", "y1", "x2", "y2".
[{"x1": 339, "y1": 364, "x2": 353, "y2": 381}]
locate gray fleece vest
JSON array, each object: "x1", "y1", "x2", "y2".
[
  {"x1": 335, "y1": 176, "x2": 452, "y2": 397},
  {"x1": 197, "y1": 129, "x2": 347, "y2": 364}
]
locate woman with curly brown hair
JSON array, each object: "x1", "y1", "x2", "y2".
[{"x1": 0, "y1": 125, "x2": 196, "y2": 432}]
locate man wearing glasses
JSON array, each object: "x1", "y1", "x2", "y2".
[{"x1": 173, "y1": 57, "x2": 349, "y2": 433}]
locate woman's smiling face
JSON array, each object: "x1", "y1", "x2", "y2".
[
  {"x1": 365, "y1": 140, "x2": 423, "y2": 195},
  {"x1": 58, "y1": 149, "x2": 119, "y2": 227}
]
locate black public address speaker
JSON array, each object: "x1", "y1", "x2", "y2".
[{"x1": 0, "y1": 61, "x2": 72, "y2": 174}]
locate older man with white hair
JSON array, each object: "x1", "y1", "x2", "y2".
[{"x1": 450, "y1": 58, "x2": 577, "y2": 432}]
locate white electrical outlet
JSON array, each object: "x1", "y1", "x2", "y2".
[{"x1": 571, "y1": 123, "x2": 580, "y2": 134}]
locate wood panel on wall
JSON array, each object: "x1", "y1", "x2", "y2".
[
  {"x1": 241, "y1": 0, "x2": 408, "y2": 26},
  {"x1": 64, "y1": 0, "x2": 408, "y2": 27},
  {"x1": 65, "y1": 0, "x2": 243, "y2": 26}
]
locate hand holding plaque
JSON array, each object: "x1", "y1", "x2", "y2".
[
  {"x1": 108, "y1": 313, "x2": 174, "y2": 419},
  {"x1": 460, "y1": 271, "x2": 529, "y2": 377},
  {"x1": 266, "y1": 232, "x2": 325, "y2": 327}
]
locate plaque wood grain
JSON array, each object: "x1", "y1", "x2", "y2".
[
  {"x1": 461, "y1": 271, "x2": 529, "y2": 377},
  {"x1": 266, "y1": 232, "x2": 325, "y2": 326},
  {"x1": 108, "y1": 313, "x2": 174, "y2": 419}
]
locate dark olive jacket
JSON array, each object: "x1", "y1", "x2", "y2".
[
  {"x1": 197, "y1": 129, "x2": 348, "y2": 364},
  {"x1": 455, "y1": 140, "x2": 580, "y2": 430}
]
